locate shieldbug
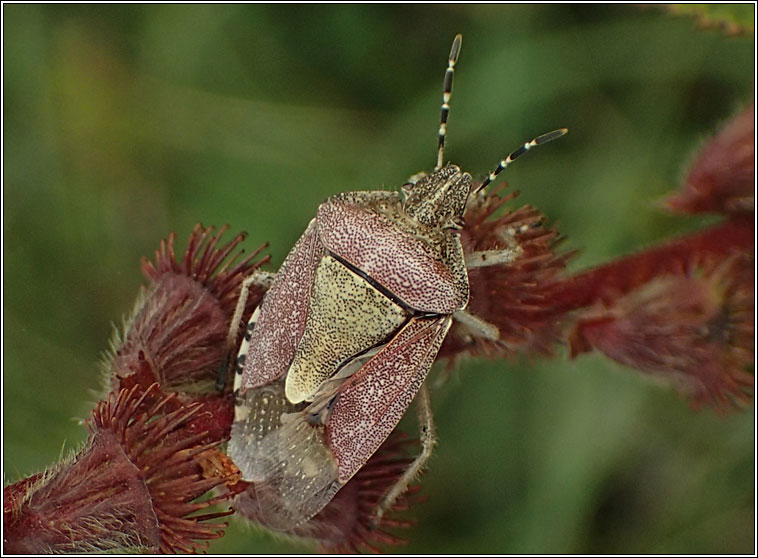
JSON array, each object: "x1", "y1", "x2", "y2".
[{"x1": 226, "y1": 34, "x2": 566, "y2": 531}]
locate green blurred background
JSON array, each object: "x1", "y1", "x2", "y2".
[{"x1": 3, "y1": 4, "x2": 754, "y2": 554}]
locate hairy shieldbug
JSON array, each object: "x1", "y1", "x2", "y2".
[{"x1": 227, "y1": 34, "x2": 566, "y2": 531}]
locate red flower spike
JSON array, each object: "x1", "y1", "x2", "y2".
[
  {"x1": 141, "y1": 223, "x2": 270, "y2": 317},
  {"x1": 568, "y1": 255, "x2": 754, "y2": 411},
  {"x1": 545, "y1": 217, "x2": 754, "y2": 316},
  {"x1": 110, "y1": 366, "x2": 237, "y2": 452},
  {"x1": 663, "y1": 103, "x2": 754, "y2": 216},
  {"x1": 3, "y1": 384, "x2": 237, "y2": 554},
  {"x1": 234, "y1": 431, "x2": 422, "y2": 553},
  {"x1": 105, "y1": 224, "x2": 269, "y2": 395},
  {"x1": 90, "y1": 384, "x2": 239, "y2": 553},
  {"x1": 109, "y1": 276, "x2": 231, "y2": 392},
  {"x1": 439, "y1": 183, "x2": 573, "y2": 361}
]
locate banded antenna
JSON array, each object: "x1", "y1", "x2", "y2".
[
  {"x1": 474, "y1": 128, "x2": 568, "y2": 194},
  {"x1": 436, "y1": 34, "x2": 462, "y2": 171}
]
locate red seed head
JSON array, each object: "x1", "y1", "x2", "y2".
[
  {"x1": 104, "y1": 224, "x2": 269, "y2": 398},
  {"x1": 664, "y1": 103, "x2": 754, "y2": 216},
  {"x1": 440, "y1": 184, "x2": 572, "y2": 361},
  {"x1": 3, "y1": 384, "x2": 237, "y2": 554},
  {"x1": 568, "y1": 255, "x2": 754, "y2": 411}
]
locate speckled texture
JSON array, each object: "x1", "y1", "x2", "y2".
[
  {"x1": 326, "y1": 316, "x2": 452, "y2": 482},
  {"x1": 318, "y1": 192, "x2": 469, "y2": 314},
  {"x1": 402, "y1": 164, "x2": 471, "y2": 229},
  {"x1": 239, "y1": 218, "x2": 323, "y2": 390},
  {"x1": 285, "y1": 255, "x2": 409, "y2": 403},
  {"x1": 231, "y1": 175, "x2": 473, "y2": 528}
]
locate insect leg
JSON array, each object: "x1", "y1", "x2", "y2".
[
  {"x1": 216, "y1": 270, "x2": 277, "y2": 391},
  {"x1": 372, "y1": 381, "x2": 436, "y2": 526},
  {"x1": 453, "y1": 309, "x2": 500, "y2": 341},
  {"x1": 465, "y1": 247, "x2": 523, "y2": 269}
]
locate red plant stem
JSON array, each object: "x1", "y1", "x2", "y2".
[{"x1": 545, "y1": 217, "x2": 754, "y2": 314}]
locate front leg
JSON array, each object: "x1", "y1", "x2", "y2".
[
  {"x1": 457, "y1": 245, "x2": 525, "y2": 345},
  {"x1": 216, "y1": 270, "x2": 277, "y2": 390},
  {"x1": 465, "y1": 246, "x2": 522, "y2": 269}
]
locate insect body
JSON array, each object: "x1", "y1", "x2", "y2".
[{"x1": 227, "y1": 34, "x2": 566, "y2": 530}]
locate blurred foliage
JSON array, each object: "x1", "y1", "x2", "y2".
[
  {"x1": 666, "y1": 3, "x2": 755, "y2": 34},
  {"x1": 3, "y1": 4, "x2": 754, "y2": 554}
]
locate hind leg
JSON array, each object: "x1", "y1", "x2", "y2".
[{"x1": 372, "y1": 382, "x2": 436, "y2": 525}]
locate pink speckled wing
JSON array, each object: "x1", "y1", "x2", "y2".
[
  {"x1": 240, "y1": 219, "x2": 324, "y2": 390},
  {"x1": 317, "y1": 196, "x2": 468, "y2": 314},
  {"x1": 326, "y1": 315, "x2": 452, "y2": 483}
]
